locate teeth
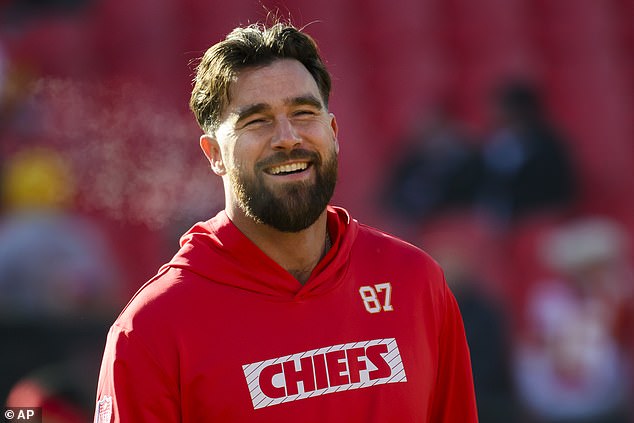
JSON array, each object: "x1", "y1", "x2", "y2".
[{"x1": 269, "y1": 162, "x2": 309, "y2": 175}]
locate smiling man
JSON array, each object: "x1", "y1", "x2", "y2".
[
  {"x1": 94, "y1": 22, "x2": 478, "y2": 423},
  {"x1": 199, "y1": 58, "x2": 340, "y2": 282}
]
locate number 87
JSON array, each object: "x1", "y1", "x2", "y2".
[{"x1": 359, "y1": 283, "x2": 393, "y2": 314}]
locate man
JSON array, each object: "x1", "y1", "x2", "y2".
[{"x1": 95, "y1": 22, "x2": 478, "y2": 422}]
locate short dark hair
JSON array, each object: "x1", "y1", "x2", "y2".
[{"x1": 190, "y1": 22, "x2": 331, "y2": 134}]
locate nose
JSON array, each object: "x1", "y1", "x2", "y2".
[{"x1": 271, "y1": 117, "x2": 301, "y2": 150}]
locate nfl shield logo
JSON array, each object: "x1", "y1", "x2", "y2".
[{"x1": 94, "y1": 395, "x2": 112, "y2": 423}]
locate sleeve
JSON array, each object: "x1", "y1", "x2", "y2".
[
  {"x1": 428, "y1": 283, "x2": 479, "y2": 423},
  {"x1": 94, "y1": 323, "x2": 181, "y2": 422}
]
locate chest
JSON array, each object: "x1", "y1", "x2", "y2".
[{"x1": 172, "y1": 274, "x2": 440, "y2": 422}]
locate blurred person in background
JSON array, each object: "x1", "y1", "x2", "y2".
[
  {"x1": 383, "y1": 103, "x2": 482, "y2": 226},
  {"x1": 476, "y1": 79, "x2": 578, "y2": 228},
  {"x1": 0, "y1": 147, "x2": 121, "y2": 422},
  {"x1": 420, "y1": 215, "x2": 520, "y2": 423},
  {"x1": 513, "y1": 218, "x2": 633, "y2": 423}
]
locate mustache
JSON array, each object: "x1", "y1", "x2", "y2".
[{"x1": 256, "y1": 149, "x2": 321, "y2": 170}]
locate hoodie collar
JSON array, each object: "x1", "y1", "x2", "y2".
[{"x1": 163, "y1": 206, "x2": 358, "y2": 301}]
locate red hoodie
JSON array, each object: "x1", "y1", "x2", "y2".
[{"x1": 95, "y1": 206, "x2": 477, "y2": 422}]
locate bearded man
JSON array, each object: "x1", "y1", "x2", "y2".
[{"x1": 94, "y1": 22, "x2": 478, "y2": 423}]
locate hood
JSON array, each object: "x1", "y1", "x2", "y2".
[{"x1": 162, "y1": 206, "x2": 358, "y2": 301}]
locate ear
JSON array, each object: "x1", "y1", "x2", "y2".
[
  {"x1": 329, "y1": 113, "x2": 340, "y2": 154},
  {"x1": 200, "y1": 135, "x2": 226, "y2": 176}
]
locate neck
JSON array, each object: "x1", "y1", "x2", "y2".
[{"x1": 227, "y1": 207, "x2": 331, "y2": 284}]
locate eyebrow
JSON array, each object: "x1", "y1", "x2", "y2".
[
  {"x1": 235, "y1": 103, "x2": 270, "y2": 124},
  {"x1": 289, "y1": 94, "x2": 324, "y2": 110},
  {"x1": 234, "y1": 95, "x2": 324, "y2": 124}
]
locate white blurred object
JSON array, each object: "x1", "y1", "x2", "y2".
[
  {"x1": 516, "y1": 281, "x2": 628, "y2": 420},
  {"x1": 514, "y1": 217, "x2": 633, "y2": 421},
  {"x1": 541, "y1": 218, "x2": 629, "y2": 274}
]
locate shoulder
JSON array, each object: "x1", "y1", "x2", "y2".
[
  {"x1": 112, "y1": 266, "x2": 205, "y2": 334},
  {"x1": 350, "y1": 222, "x2": 455, "y2": 333},
  {"x1": 350, "y1": 223, "x2": 448, "y2": 309},
  {"x1": 354, "y1": 223, "x2": 443, "y2": 276}
]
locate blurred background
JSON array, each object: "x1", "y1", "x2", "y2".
[{"x1": 0, "y1": 0, "x2": 633, "y2": 421}]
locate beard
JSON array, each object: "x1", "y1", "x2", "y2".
[{"x1": 229, "y1": 147, "x2": 338, "y2": 232}]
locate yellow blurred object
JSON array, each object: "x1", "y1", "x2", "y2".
[{"x1": 3, "y1": 148, "x2": 75, "y2": 210}]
